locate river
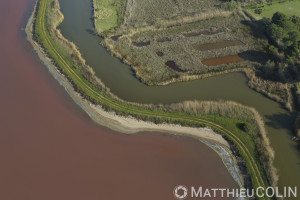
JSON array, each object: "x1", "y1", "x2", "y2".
[
  {"x1": 58, "y1": 0, "x2": 300, "y2": 194},
  {"x1": 0, "y1": 0, "x2": 239, "y2": 199}
]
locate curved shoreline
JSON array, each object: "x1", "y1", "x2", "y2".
[
  {"x1": 97, "y1": 1, "x2": 293, "y2": 111},
  {"x1": 25, "y1": 1, "x2": 245, "y2": 189}
]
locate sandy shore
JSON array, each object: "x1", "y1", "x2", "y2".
[{"x1": 25, "y1": 3, "x2": 244, "y2": 189}]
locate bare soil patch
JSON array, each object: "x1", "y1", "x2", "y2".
[
  {"x1": 156, "y1": 51, "x2": 164, "y2": 57},
  {"x1": 202, "y1": 55, "x2": 245, "y2": 66}
]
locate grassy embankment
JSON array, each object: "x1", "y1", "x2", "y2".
[
  {"x1": 34, "y1": 0, "x2": 276, "y2": 198},
  {"x1": 245, "y1": 0, "x2": 300, "y2": 19}
]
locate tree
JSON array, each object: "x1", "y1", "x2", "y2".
[
  {"x1": 267, "y1": 23, "x2": 286, "y2": 40},
  {"x1": 271, "y1": 12, "x2": 288, "y2": 27},
  {"x1": 268, "y1": 45, "x2": 278, "y2": 55},
  {"x1": 288, "y1": 31, "x2": 300, "y2": 44},
  {"x1": 255, "y1": 8, "x2": 262, "y2": 14},
  {"x1": 290, "y1": 16, "x2": 300, "y2": 29}
]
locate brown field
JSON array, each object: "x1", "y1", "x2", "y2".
[{"x1": 202, "y1": 55, "x2": 245, "y2": 66}]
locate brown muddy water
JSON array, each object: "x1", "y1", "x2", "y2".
[
  {"x1": 0, "y1": 0, "x2": 238, "y2": 199},
  {"x1": 202, "y1": 55, "x2": 245, "y2": 66},
  {"x1": 165, "y1": 61, "x2": 186, "y2": 72},
  {"x1": 58, "y1": 0, "x2": 300, "y2": 195}
]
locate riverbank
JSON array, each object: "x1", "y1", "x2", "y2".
[
  {"x1": 28, "y1": 0, "x2": 278, "y2": 197},
  {"x1": 94, "y1": 0, "x2": 293, "y2": 112},
  {"x1": 26, "y1": 1, "x2": 246, "y2": 188},
  {"x1": 107, "y1": 37, "x2": 294, "y2": 110},
  {"x1": 0, "y1": 0, "x2": 244, "y2": 196}
]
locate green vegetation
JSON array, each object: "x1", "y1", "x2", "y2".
[
  {"x1": 122, "y1": 0, "x2": 226, "y2": 28},
  {"x1": 93, "y1": 0, "x2": 265, "y2": 85},
  {"x1": 244, "y1": 2, "x2": 300, "y2": 137},
  {"x1": 256, "y1": 12, "x2": 300, "y2": 83},
  {"x1": 93, "y1": 0, "x2": 126, "y2": 34},
  {"x1": 33, "y1": 0, "x2": 279, "y2": 198},
  {"x1": 91, "y1": 0, "x2": 292, "y2": 107},
  {"x1": 106, "y1": 13, "x2": 262, "y2": 85},
  {"x1": 245, "y1": 0, "x2": 300, "y2": 19}
]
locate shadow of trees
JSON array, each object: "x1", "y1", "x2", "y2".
[
  {"x1": 238, "y1": 50, "x2": 270, "y2": 64},
  {"x1": 264, "y1": 112, "x2": 297, "y2": 132}
]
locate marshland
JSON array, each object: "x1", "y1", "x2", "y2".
[{"x1": 98, "y1": 0, "x2": 263, "y2": 85}]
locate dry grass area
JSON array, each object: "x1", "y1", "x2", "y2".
[
  {"x1": 95, "y1": 0, "x2": 267, "y2": 85},
  {"x1": 123, "y1": 0, "x2": 225, "y2": 27},
  {"x1": 244, "y1": 68, "x2": 294, "y2": 111}
]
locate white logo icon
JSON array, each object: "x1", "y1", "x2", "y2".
[{"x1": 174, "y1": 185, "x2": 188, "y2": 199}]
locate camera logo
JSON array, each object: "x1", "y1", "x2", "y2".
[{"x1": 174, "y1": 185, "x2": 188, "y2": 199}]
